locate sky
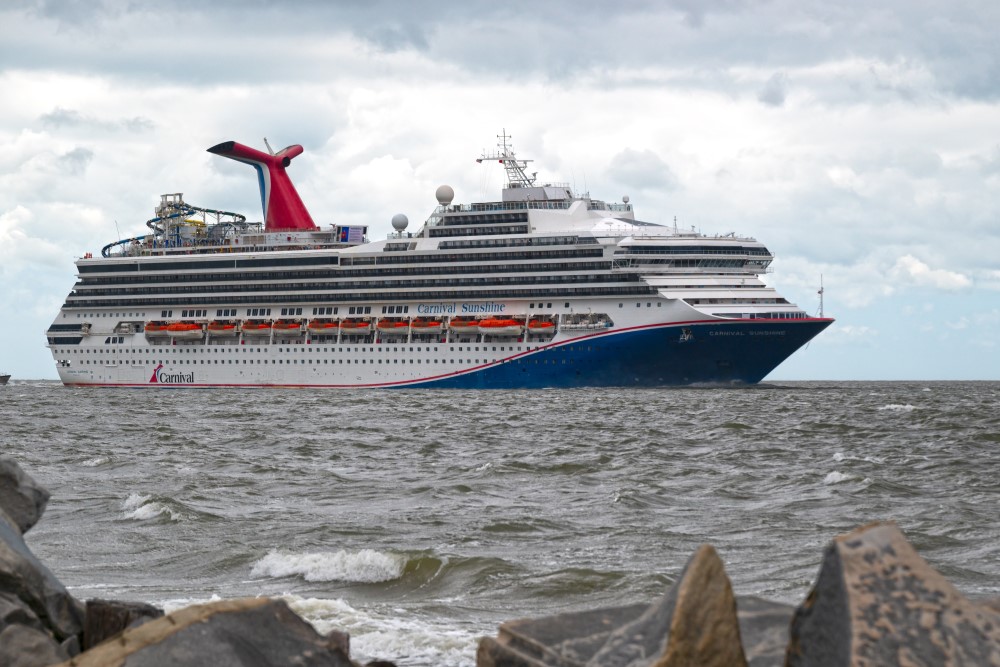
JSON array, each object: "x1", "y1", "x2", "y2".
[{"x1": 1, "y1": 0, "x2": 998, "y2": 381}]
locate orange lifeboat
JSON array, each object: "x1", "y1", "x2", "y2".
[
  {"x1": 165, "y1": 322, "x2": 204, "y2": 340},
  {"x1": 143, "y1": 322, "x2": 171, "y2": 338},
  {"x1": 207, "y1": 321, "x2": 239, "y2": 336},
  {"x1": 340, "y1": 319, "x2": 372, "y2": 334},
  {"x1": 307, "y1": 319, "x2": 339, "y2": 335},
  {"x1": 527, "y1": 320, "x2": 556, "y2": 333},
  {"x1": 272, "y1": 320, "x2": 303, "y2": 333},
  {"x1": 411, "y1": 319, "x2": 444, "y2": 334},
  {"x1": 478, "y1": 318, "x2": 523, "y2": 336},
  {"x1": 241, "y1": 320, "x2": 273, "y2": 337},
  {"x1": 377, "y1": 319, "x2": 410, "y2": 336},
  {"x1": 448, "y1": 318, "x2": 480, "y2": 334}
]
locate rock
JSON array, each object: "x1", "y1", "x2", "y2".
[
  {"x1": 0, "y1": 506, "x2": 84, "y2": 641},
  {"x1": 587, "y1": 544, "x2": 747, "y2": 667},
  {"x1": 479, "y1": 545, "x2": 748, "y2": 667},
  {"x1": 0, "y1": 457, "x2": 50, "y2": 534},
  {"x1": 327, "y1": 628, "x2": 351, "y2": 655},
  {"x1": 83, "y1": 598, "x2": 164, "y2": 649},
  {"x1": 0, "y1": 590, "x2": 46, "y2": 633},
  {"x1": 54, "y1": 597, "x2": 357, "y2": 667},
  {"x1": 787, "y1": 521, "x2": 1000, "y2": 666},
  {"x1": 734, "y1": 597, "x2": 794, "y2": 667},
  {"x1": 0, "y1": 623, "x2": 69, "y2": 667},
  {"x1": 478, "y1": 603, "x2": 650, "y2": 666}
]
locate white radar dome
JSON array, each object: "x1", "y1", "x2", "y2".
[
  {"x1": 623, "y1": 195, "x2": 630, "y2": 204},
  {"x1": 391, "y1": 213, "x2": 409, "y2": 231},
  {"x1": 436, "y1": 185, "x2": 455, "y2": 206}
]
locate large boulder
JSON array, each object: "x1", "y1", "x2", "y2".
[
  {"x1": 0, "y1": 590, "x2": 70, "y2": 667},
  {"x1": 588, "y1": 544, "x2": 747, "y2": 667},
  {"x1": 733, "y1": 597, "x2": 794, "y2": 667},
  {"x1": 0, "y1": 506, "x2": 85, "y2": 641},
  {"x1": 55, "y1": 597, "x2": 357, "y2": 667},
  {"x1": 0, "y1": 623, "x2": 70, "y2": 667},
  {"x1": 0, "y1": 457, "x2": 50, "y2": 534},
  {"x1": 478, "y1": 603, "x2": 650, "y2": 666},
  {"x1": 83, "y1": 598, "x2": 164, "y2": 650},
  {"x1": 787, "y1": 521, "x2": 1000, "y2": 666},
  {"x1": 479, "y1": 545, "x2": 750, "y2": 667}
]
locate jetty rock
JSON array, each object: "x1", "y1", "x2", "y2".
[
  {"x1": 0, "y1": 456, "x2": 51, "y2": 534},
  {"x1": 53, "y1": 597, "x2": 356, "y2": 667},
  {"x1": 479, "y1": 523, "x2": 1000, "y2": 667},
  {"x1": 0, "y1": 460, "x2": 84, "y2": 667},
  {"x1": 787, "y1": 521, "x2": 1000, "y2": 666}
]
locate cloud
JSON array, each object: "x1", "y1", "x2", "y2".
[
  {"x1": 888, "y1": 255, "x2": 972, "y2": 290},
  {"x1": 758, "y1": 72, "x2": 788, "y2": 106},
  {"x1": 40, "y1": 107, "x2": 154, "y2": 133},
  {"x1": 607, "y1": 148, "x2": 679, "y2": 193},
  {"x1": 58, "y1": 146, "x2": 93, "y2": 174}
]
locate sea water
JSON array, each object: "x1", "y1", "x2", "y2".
[{"x1": 3, "y1": 381, "x2": 999, "y2": 666}]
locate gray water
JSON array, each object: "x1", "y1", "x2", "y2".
[{"x1": 3, "y1": 381, "x2": 999, "y2": 665}]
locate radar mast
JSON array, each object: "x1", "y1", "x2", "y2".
[{"x1": 476, "y1": 129, "x2": 536, "y2": 188}]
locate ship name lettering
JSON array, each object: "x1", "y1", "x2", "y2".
[
  {"x1": 461, "y1": 302, "x2": 506, "y2": 314},
  {"x1": 417, "y1": 303, "x2": 457, "y2": 314}
]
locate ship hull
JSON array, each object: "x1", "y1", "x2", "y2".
[{"x1": 53, "y1": 319, "x2": 831, "y2": 389}]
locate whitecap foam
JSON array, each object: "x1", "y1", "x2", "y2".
[
  {"x1": 832, "y1": 452, "x2": 845, "y2": 462},
  {"x1": 878, "y1": 404, "x2": 915, "y2": 412},
  {"x1": 285, "y1": 594, "x2": 481, "y2": 667},
  {"x1": 81, "y1": 456, "x2": 110, "y2": 467},
  {"x1": 251, "y1": 549, "x2": 405, "y2": 583},
  {"x1": 121, "y1": 492, "x2": 179, "y2": 521},
  {"x1": 824, "y1": 471, "x2": 849, "y2": 484}
]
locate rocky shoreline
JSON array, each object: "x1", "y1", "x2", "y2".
[{"x1": 2, "y1": 455, "x2": 998, "y2": 666}]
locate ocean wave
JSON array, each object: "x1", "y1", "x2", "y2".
[
  {"x1": 80, "y1": 456, "x2": 110, "y2": 467},
  {"x1": 121, "y1": 492, "x2": 181, "y2": 521},
  {"x1": 251, "y1": 549, "x2": 405, "y2": 583},
  {"x1": 878, "y1": 404, "x2": 916, "y2": 412},
  {"x1": 824, "y1": 471, "x2": 850, "y2": 484}
]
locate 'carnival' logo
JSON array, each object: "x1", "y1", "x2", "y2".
[{"x1": 149, "y1": 363, "x2": 195, "y2": 384}]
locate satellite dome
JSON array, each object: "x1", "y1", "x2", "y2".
[
  {"x1": 622, "y1": 195, "x2": 630, "y2": 204},
  {"x1": 436, "y1": 185, "x2": 455, "y2": 206},
  {"x1": 391, "y1": 213, "x2": 409, "y2": 231}
]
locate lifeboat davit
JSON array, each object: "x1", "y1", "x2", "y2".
[
  {"x1": 449, "y1": 318, "x2": 480, "y2": 334},
  {"x1": 307, "y1": 320, "x2": 339, "y2": 335},
  {"x1": 377, "y1": 320, "x2": 410, "y2": 336},
  {"x1": 165, "y1": 322, "x2": 204, "y2": 340},
  {"x1": 144, "y1": 322, "x2": 171, "y2": 338},
  {"x1": 478, "y1": 318, "x2": 523, "y2": 336},
  {"x1": 411, "y1": 320, "x2": 444, "y2": 334},
  {"x1": 340, "y1": 320, "x2": 372, "y2": 334},
  {"x1": 242, "y1": 321, "x2": 273, "y2": 336},
  {"x1": 207, "y1": 321, "x2": 239, "y2": 336}
]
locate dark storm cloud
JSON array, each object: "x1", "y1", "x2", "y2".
[
  {"x1": 4, "y1": 0, "x2": 997, "y2": 102},
  {"x1": 758, "y1": 72, "x2": 788, "y2": 107},
  {"x1": 58, "y1": 146, "x2": 93, "y2": 174}
]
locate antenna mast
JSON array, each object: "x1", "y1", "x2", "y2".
[
  {"x1": 476, "y1": 129, "x2": 536, "y2": 188},
  {"x1": 818, "y1": 275, "x2": 825, "y2": 317}
]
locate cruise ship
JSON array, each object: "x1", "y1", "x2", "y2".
[{"x1": 47, "y1": 133, "x2": 832, "y2": 388}]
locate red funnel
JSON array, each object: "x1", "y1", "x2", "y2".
[{"x1": 208, "y1": 141, "x2": 317, "y2": 231}]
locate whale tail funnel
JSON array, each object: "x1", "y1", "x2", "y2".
[{"x1": 207, "y1": 140, "x2": 317, "y2": 231}]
